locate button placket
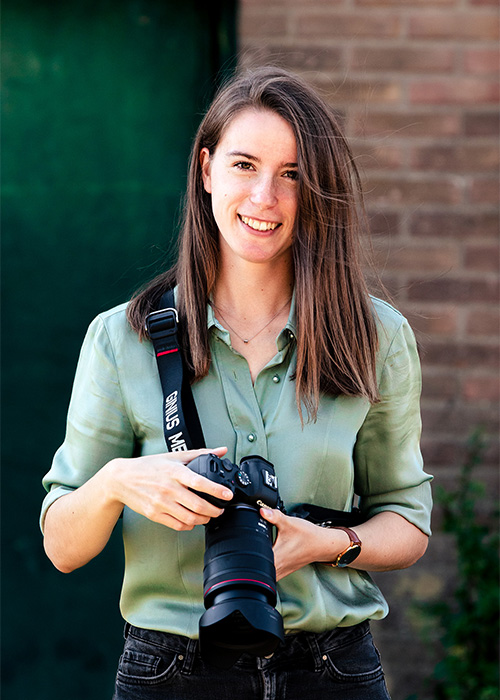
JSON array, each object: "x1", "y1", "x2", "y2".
[{"x1": 212, "y1": 337, "x2": 267, "y2": 461}]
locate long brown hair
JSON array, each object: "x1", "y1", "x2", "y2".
[{"x1": 128, "y1": 66, "x2": 379, "y2": 421}]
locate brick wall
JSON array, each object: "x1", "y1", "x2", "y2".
[{"x1": 238, "y1": 1, "x2": 499, "y2": 697}]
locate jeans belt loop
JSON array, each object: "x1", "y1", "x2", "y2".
[
  {"x1": 306, "y1": 632, "x2": 324, "y2": 671},
  {"x1": 179, "y1": 638, "x2": 198, "y2": 675}
]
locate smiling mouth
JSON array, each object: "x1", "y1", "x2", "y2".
[{"x1": 239, "y1": 214, "x2": 281, "y2": 232}]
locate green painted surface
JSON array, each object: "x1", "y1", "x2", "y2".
[{"x1": 1, "y1": 1, "x2": 235, "y2": 696}]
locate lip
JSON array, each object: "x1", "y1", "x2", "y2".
[{"x1": 238, "y1": 214, "x2": 282, "y2": 233}]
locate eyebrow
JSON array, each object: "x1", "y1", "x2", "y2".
[{"x1": 225, "y1": 150, "x2": 298, "y2": 168}]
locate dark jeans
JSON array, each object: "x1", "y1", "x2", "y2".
[{"x1": 112, "y1": 621, "x2": 391, "y2": 699}]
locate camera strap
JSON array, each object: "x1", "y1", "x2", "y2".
[{"x1": 145, "y1": 289, "x2": 206, "y2": 452}]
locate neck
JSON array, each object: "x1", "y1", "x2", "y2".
[{"x1": 214, "y1": 259, "x2": 294, "y2": 318}]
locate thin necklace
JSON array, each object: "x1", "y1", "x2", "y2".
[{"x1": 212, "y1": 297, "x2": 292, "y2": 344}]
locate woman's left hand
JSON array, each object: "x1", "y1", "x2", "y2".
[
  {"x1": 260, "y1": 507, "x2": 348, "y2": 581},
  {"x1": 261, "y1": 508, "x2": 429, "y2": 579}
]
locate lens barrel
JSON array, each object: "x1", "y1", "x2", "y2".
[{"x1": 199, "y1": 504, "x2": 284, "y2": 668}]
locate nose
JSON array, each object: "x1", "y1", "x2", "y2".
[{"x1": 249, "y1": 175, "x2": 278, "y2": 209}]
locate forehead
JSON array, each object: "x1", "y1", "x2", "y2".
[{"x1": 217, "y1": 108, "x2": 297, "y2": 158}]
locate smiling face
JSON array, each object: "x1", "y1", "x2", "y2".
[{"x1": 200, "y1": 109, "x2": 299, "y2": 270}]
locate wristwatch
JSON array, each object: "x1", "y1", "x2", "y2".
[{"x1": 329, "y1": 527, "x2": 362, "y2": 568}]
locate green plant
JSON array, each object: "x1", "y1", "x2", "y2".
[{"x1": 420, "y1": 430, "x2": 499, "y2": 700}]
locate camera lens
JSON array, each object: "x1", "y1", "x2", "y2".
[{"x1": 199, "y1": 504, "x2": 284, "y2": 668}]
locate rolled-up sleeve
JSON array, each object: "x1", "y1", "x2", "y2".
[
  {"x1": 353, "y1": 317, "x2": 433, "y2": 536},
  {"x1": 40, "y1": 315, "x2": 135, "y2": 531}
]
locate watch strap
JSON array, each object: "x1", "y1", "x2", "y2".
[{"x1": 329, "y1": 526, "x2": 362, "y2": 568}]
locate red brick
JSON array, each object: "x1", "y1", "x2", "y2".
[
  {"x1": 464, "y1": 48, "x2": 500, "y2": 76},
  {"x1": 241, "y1": 0, "x2": 344, "y2": 4},
  {"x1": 422, "y1": 341, "x2": 499, "y2": 370},
  {"x1": 421, "y1": 440, "x2": 461, "y2": 467},
  {"x1": 239, "y1": 10, "x2": 288, "y2": 37},
  {"x1": 351, "y1": 47, "x2": 455, "y2": 73},
  {"x1": 352, "y1": 143, "x2": 403, "y2": 170},
  {"x1": 374, "y1": 274, "x2": 405, "y2": 301},
  {"x1": 422, "y1": 402, "x2": 499, "y2": 433},
  {"x1": 410, "y1": 78, "x2": 500, "y2": 105},
  {"x1": 411, "y1": 144, "x2": 500, "y2": 173},
  {"x1": 357, "y1": 0, "x2": 455, "y2": 4},
  {"x1": 373, "y1": 245, "x2": 459, "y2": 272},
  {"x1": 239, "y1": 45, "x2": 343, "y2": 72},
  {"x1": 351, "y1": 111, "x2": 461, "y2": 138},
  {"x1": 364, "y1": 175, "x2": 462, "y2": 206},
  {"x1": 468, "y1": 177, "x2": 500, "y2": 204},
  {"x1": 420, "y1": 370, "x2": 459, "y2": 398},
  {"x1": 408, "y1": 278, "x2": 499, "y2": 303},
  {"x1": 465, "y1": 244, "x2": 500, "y2": 273},
  {"x1": 410, "y1": 212, "x2": 499, "y2": 239},
  {"x1": 366, "y1": 210, "x2": 400, "y2": 236},
  {"x1": 466, "y1": 309, "x2": 500, "y2": 336},
  {"x1": 317, "y1": 78, "x2": 401, "y2": 105},
  {"x1": 409, "y1": 13, "x2": 500, "y2": 41},
  {"x1": 464, "y1": 111, "x2": 500, "y2": 137},
  {"x1": 296, "y1": 13, "x2": 401, "y2": 38},
  {"x1": 403, "y1": 307, "x2": 458, "y2": 336},
  {"x1": 463, "y1": 376, "x2": 500, "y2": 402}
]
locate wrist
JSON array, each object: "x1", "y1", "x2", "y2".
[
  {"x1": 325, "y1": 527, "x2": 362, "y2": 568},
  {"x1": 100, "y1": 458, "x2": 128, "y2": 511},
  {"x1": 314, "y1": 525, "x2": 350, "y2": 563}
]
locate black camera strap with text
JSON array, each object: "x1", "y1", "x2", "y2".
[{"x1": 145, "y1": 289, "x2": 205, "y2": 453}]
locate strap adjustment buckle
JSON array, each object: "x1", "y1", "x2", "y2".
[{"x1": 145, "y1": 307, "x2": 179, "y2": 341}]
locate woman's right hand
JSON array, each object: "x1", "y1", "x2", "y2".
[
  {"x1": 43, "y1": 446, "x2": 232, "y2": 573},
  {"x1": 107, "y1": 446, "x2": 233, "y2": 530}
]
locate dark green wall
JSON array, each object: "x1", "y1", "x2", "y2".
[{"x1": 1, "y1": 1, "x2": 235, "y2": 697}]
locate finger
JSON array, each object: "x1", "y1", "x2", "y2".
[
  {"x1": 154, "y1": 508, "x2": 211, "y2": 532},
  {"x1": 176, "y1": 446, "x2": 228, "y2": 464},
  {"x1": 177, "y1": 466, "x2": 233, "y2": 504},
  {"x1": 175, "y1": 487, "x2": 227, "y2": 519}
]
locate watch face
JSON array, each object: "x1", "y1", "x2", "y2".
[{"x1": 337, "y1": 545, "x2": 361, "y2": 567}]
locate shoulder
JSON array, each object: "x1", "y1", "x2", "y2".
[
  {"x1": 370, "y1": 296, "x2": 406, "y2": 336},
  {"x1": 96, "y1": 302, "x2": 131, "y2": 334},
  {"x1": 85, "y1": 302, "x2": 149, "y2": 357},
  {"x1": 369, "y1": 296, "x2": 419, "y2": 377}
]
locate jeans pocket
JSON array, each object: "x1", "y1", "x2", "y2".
[
  {"x1": 116, "y1": 642, "x2": 181, "y2": 687},
  {"x1": 321, "y1": 627, "x2": 385, "y2": 685}
]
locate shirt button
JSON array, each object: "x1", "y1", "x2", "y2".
[
  {"x1": 247, "y1": 433, "x2": 256, "y2": 443},
  {"x1": 272, "y1": 374, "x2": 280, "y2": 384}
]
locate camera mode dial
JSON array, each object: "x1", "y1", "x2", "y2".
[{"x1": 236, "y1": 471, "x2": 251, "y2": 487}]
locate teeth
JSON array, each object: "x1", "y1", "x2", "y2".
[{"x1": 240, "y1": 215, "x2": 279, "y2": 232}]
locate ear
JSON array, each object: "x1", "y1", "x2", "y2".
[{"x1": 200, "y1": 148, "x2": 212, "y2": 193}]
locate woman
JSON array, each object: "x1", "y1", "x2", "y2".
[{"x1": 41, "y1": 66, "x2": 432, "y2": 699}]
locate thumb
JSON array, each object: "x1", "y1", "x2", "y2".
[{"x1": 260, "y1": 507, "x2": 279, "y2": 524}]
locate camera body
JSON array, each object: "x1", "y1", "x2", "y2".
[
  {"x1": 189, "y1": 453, "x2": 282, "y2": 510},
  {"x1": 187, "y1": 453, "x2": 284, "y2": 668}
]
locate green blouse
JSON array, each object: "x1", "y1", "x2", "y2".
[{"x1": 41, "y1": 295, "x2": 432, "y2": 637}]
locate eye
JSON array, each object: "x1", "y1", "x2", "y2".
[
  {"x1": 283, "y1": 170, "x2": 299, "y2": 181},
  {"x1": 234, "y1": 161, "x2": 254, "y2": 172}
]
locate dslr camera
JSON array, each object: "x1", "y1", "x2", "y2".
[{"x1": 188, "y1": 453, "x2": 285, "y2": 668}]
